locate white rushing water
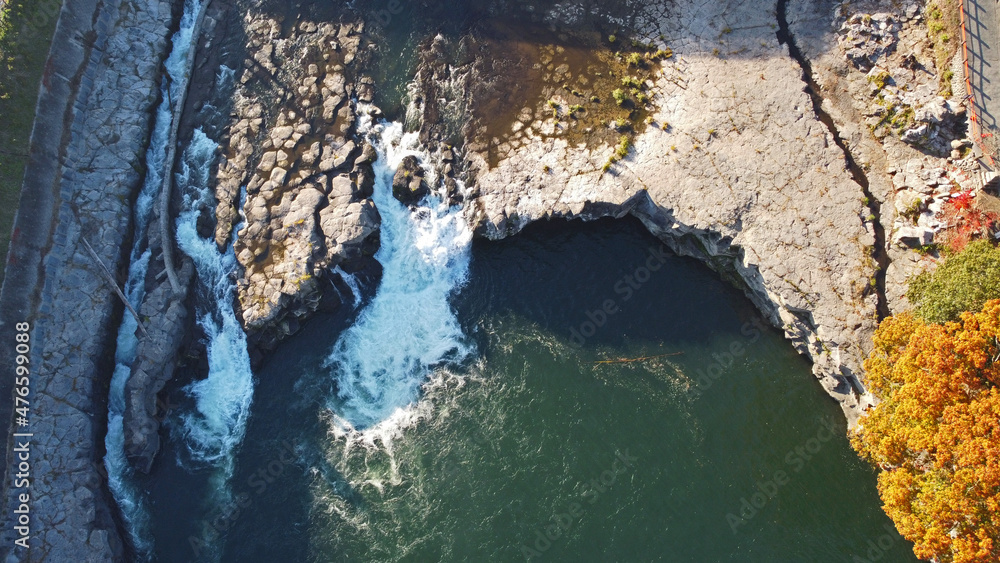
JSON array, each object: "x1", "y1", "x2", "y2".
[
  {"x1": 174, "y1": 128, "x2": 255, "y2": 473},
  {"x1": 103, "y1": 0, "x2": 203, "y2": 556},
  {"x1": 323, "y1": 115, "x2": 474, "y2": 435},
  {"x1": 332, "y1": 265, "x2": 363, "y2": 308}
]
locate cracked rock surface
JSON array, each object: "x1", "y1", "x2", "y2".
[
  {"x1": 789, "y1": 0, "x2": 982, "y2": 314},
  {"x1": 423, "y1": 0, "x2": 891, "y2": 423},
  {"x1": 216, "y1": 15, "x2": 381, "y2": 350},
  {"x1": 0, "y1": 0, "x2": 175, "y2": 559}
]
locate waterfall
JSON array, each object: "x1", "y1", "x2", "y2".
[
  {"x1": 174, "y1": 128, "x2": 255, "y2": 473},
  {"x1": 323, "y1": 114, "x2": 474, "y2": 435},
  {"x1": 103, "y1": 0, "x2": 204, "y2": 556}
]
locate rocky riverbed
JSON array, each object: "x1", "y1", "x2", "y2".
[
  {"x1": 213, "y1": 0, "x2": 984, "y2": 431},
  {"x1": 1, "y1": 0, "x2": 991, "y2": 559},
  {"x1": 217, "y1": 14, "x2": 381, "y2": 352},
  {"x1": 0, "y1": 0, "x2": 177, "y2": 559},
  {"x1": 205, "y1": 0, "x2": 981, "y2": 429}
]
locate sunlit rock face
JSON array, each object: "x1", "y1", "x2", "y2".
[{"x1": 217, "y1": 17, "x2": 380, "y2": 349}]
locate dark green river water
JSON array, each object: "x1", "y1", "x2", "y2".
[
  {"x1": 101, "y1": 0, "x2": 926, "y2": 560},
  {"x1": 144, "y1": 217, "x2": 917, "y2": 562}
]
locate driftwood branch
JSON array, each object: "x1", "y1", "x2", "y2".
[
  {"x1": 158, "y1": 0, "x2": 214, "y2": 298},
  {"x1": 594, "y1": 352, "x2": 683, "y2": 365},
  {"x1": 81, "y1": 237, "x2": 150, "y2": 339}
]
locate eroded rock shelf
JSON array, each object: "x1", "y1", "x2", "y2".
[{"x1": 1, "y1": 0, "x2": 989, "y2": 558}]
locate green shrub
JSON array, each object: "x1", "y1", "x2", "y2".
[
  {"x1": 650, "y1": 48, "x2": 673, "y2": 61},
  {"x1": 612, "y1": 88, "x2": 628, "y2": 106},
  {"x1": 615, "y1": 135, "x2": 631, "y2": 159},
  {"x1": 907, "y1": 240, "x2": 1000, "y2": 323},
  {"x1": 621, "y1": 76, "x2": 644, "y2": 90}
]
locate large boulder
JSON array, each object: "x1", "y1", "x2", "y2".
[
  {"x1": 392, "y1": 155, "x2": 430, "y2": 204},
  {"x1": 892, "y1": 226, "x2": 935, "y2": 248}
]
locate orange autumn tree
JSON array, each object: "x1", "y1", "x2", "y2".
[{"x1": 852, "y1": 300, "x2": 1000, "y2": 563}]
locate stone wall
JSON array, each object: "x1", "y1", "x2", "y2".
[{"x1": 0, "y1": 0, "x2": 177, "y2": 559}]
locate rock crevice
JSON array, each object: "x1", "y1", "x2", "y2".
[
  {"x1": 442, "y1": 0, "x2": 885, "y2": 424},
  {"x1": 776, "y1": 0, "x2": 891, "y2": 321}
]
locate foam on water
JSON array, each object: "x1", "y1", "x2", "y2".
[
  {"x1": 331, "y1": 265, "x2": 363, "y2": 308},
  {"x1": 322, "y1": 115, "x2": 474, "y2": 437},
  {"x1": 216, "y1": 64, "x2": 236, "y2": 89},
  {"x1": 174, "y1": 128, "x2": 255, "y2": 472},
  {"x1": 103, "y1": 0, "x2": 204, "y2": 556}
]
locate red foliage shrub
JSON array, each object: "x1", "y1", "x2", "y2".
[{"x1": 940, "y1": 191, "x2": 1000, "y2": 252}]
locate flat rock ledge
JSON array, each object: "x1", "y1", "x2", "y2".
[
  {"x1": 217, "y1": 14, "x2": 380, "y2": 351},
  {"x1": 453, "y1": 0, "x2": 984, "y2": 424},
  {"x1": 0, "y1": 0, "x2": 176, "y2": 560},
  {"x1": 454, "y1": 0, "x2": 887, "y2": 424}
]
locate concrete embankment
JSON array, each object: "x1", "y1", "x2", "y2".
[{"x1": 0, "y1": 0, "x2": 177, "y2": 559}]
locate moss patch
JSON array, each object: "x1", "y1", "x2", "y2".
[
  {"x1": 869, "y1": 93, "x2": 915, "y2": 138},
  {"x1": 926, "y1": 0, "x2": 960, "y2": 97},
  {"x1": 465, "y1": 21, "x2": 668, "y2": 168}
]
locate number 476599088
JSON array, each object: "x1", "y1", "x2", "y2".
[{"x1": 13, "y1": 322, "x2": 31, "y2": 424}]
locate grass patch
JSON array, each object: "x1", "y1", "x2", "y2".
[
  {"x1": 867, "y1": 70, "x2": 891, "y2": 91},
  {"x1": 869, "y1": 95, "x2": 916, "y2": 137},
  {"x1": 900, "y1": 197, "x2": 925, "y2": 224},
  {"x1": 602, "y1": 134, "x2": 632, "y2": 173},
  {"x1": 0, "y1": 0, "x2": 60, "y2": 286},
  {"x1": 926, "y1": 0, "x2": 960, "y2": 97}
]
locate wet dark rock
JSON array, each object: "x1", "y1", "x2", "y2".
[
  {"x1": 392, "y1": 155, "x2": 430, "y2": 204},
  {"x1": 354, "y1": 164, "x2": 376, "y2": 199},
  {"x1": 357, "y1": 76, "x2": 375, "y2": 103},
  {"x1": 445, "y1": 177, "x2": 462, "y2": 205},
  {"x1": 355, "y1": 141, "x2": 377, "y2": 166},
  {"x1": 196, "y1": 208, "x2": 215, "y2": 239},
  {"x1": 124, "y1": 258, "x2": 195, "y2": 474}
]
